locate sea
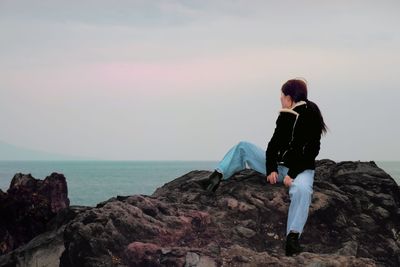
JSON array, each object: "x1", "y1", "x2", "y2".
[
  {"x1": 0, "y1": 161, "x2": 219, "y2": 206},
  {"x1": 0, "y1": 161, "x2": 399, "y2": 207}
]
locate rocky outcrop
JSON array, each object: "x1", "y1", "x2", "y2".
[
  {"x1": 0, "y1": 173, "x2": 70, "y2": 255},
  {"x1": 0, "y1": 206, "x2": 87, "y2": 267},
  {"x1": 58, "y1": 160, "x2": 400, "y2": 267}
]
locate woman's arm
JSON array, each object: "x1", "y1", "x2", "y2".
[
  {"x1": 266, "y1": 112, "x2": 295, "y2": 176},
  {"x1": 266, "y1": 118, "x2": 281, "y2": 176},
  {"x1": 285, "y1": 117, "x2": 321, "y2": 179}
]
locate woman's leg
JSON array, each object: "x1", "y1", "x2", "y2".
[
  {"x1": 286, "y1": 169, "x2": 315, "y2": 237},
  {"x1": 214, "y1": 141, "x2": 266, "y2": 180}
]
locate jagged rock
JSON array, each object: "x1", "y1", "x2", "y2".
[
  {"x1": 0, "y1": 173, "x2": 70, "y2": 255},
  {"x1": 0, "y1": 206, "x2": 88, "y2": 267},
  {"x1": 0, "y1": 225, "x2": 65, "y2": 267},
  {"x1": 58, "y1": 160, "x2": 400, "y2": 266}
]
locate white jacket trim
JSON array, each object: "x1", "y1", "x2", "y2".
[{"x1": 279, "y1": 100, "x2": 307, "y2": 116}]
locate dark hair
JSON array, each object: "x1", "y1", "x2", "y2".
[{"x1": 281, "y1": 78, "x2": 328, "y2": 135}]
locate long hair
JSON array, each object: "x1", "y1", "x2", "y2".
[{"x1": 281, "y1": 78, "x2": 328, "y2": 135}]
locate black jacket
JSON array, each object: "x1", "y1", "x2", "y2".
[{"x1": 266, "y1": 101, "x2": 321, "y2": 178}]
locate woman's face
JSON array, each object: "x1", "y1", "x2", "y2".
[{"x1": 280, "y1": 92, "x2": 293, "y2": 109}]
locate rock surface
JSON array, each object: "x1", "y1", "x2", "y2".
[
  {"x1": 0, "y1": 206, "x2": 87, "y2": 267},
  {"x1": 57, "y1": 160, "x2": 400, "y2": 267},
  {"x1": 0, "y1": 173, "x2": 70, "y2": 255}
]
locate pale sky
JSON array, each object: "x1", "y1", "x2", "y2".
[{"x1": 1, "y1": 0, "x2": 399, "y2": 161}]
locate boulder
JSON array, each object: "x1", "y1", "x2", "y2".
[
  {"x1": 59, "y1": 160, "x2": 400, "y2": 266},
  {"x1": 0, "y1": 206, "x2": 88, "y2": 267},
  {"x1": 0, "y1": 173, "x2": 69, "y2": 255}
]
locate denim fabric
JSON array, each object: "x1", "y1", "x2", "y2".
[{"x1": 214, "y1": 141, "x2": 314, "y2": 236}]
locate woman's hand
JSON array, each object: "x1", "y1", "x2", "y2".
[
  {"x1": 266, "y1": 172, "x2": 278, "y2": 184},
  {"x1": 283, "y1": 175, "x2": 293, "y2": 187}
]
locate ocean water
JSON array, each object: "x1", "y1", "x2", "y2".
[
  {"x1": 0, "y1": 161, "x2": 218, "y2": 206},
  {"x1": 0, "y1": 161, "x2": 398, "y2": 207}
]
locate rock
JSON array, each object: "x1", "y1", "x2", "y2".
[
  {"x1": 335, "y1": 240, "x2": 358, "y2": 256},
  {"x1": 220, "y1": 245, "x2": 377, "y2": 266},
  {"x1": 0, "y1": 172, "x2": 70, "y2": 255},
  {"x1": 235, "y1": 226, "x2": 256, "y2": 238},
  {"x1": 185, "y1": 252, "x2": 200, "y2": 266},
  {"x1": 57, "y1": 160, "x2": 399, "y2": 266},
  {"x1": 124, "y1": 242, "x2": 162, "y2": 266},
  {"x1": 0, "y1": 206, "x2": 86, "y2": 267},
  {"x1": 0, "y1": 226, "x2": 65, "y2": 267},
  {"x1": 1, "y1": 160, "x2": 398, "y2": 266}
]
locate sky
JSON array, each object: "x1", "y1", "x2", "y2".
[{"x1": 0, "y1": 0, "x2": 399, "y2": 161}]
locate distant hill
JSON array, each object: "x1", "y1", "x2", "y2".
[{"x1": 0, "y1": 140, "x2": 94, "y2": 160}]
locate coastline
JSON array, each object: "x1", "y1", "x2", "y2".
[
  {"x1": 1, "y1": 160, "x2": 399, "y2": 266},
  {"x1": 0, "y1": 160, "x2": 399, "y2": 207}
]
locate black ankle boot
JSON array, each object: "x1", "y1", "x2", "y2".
[
  {"x1": 205, "y1": 171, "x2": 222, "y2": 193},
  {"x1": 285, "y1": 232, "x2": 303, "y2": 256}
]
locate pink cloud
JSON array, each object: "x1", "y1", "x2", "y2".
[
  {"x1": 92, "y1": 60, "x2": 235, "y2": 90},
  {"x1": 89, "y1": 51, "x2": 278, "y2": 93}
]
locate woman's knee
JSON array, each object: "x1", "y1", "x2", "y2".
[
  {"x1": 237, "y1": 140, "x2": 252, "y2": 148},
  {"x1": 237, "y1": 141, "x2": 259, "y2": 153},
  {"x1": 235, "y1": 141, "x2": 248, "y2": 154}
]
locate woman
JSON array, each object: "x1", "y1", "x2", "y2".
[{"x1": 204, "y1": 78, "x2": 328, "y2": 256}]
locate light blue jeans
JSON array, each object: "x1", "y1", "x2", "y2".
[{"x1": 215, "y1": 141, "x2": 314, "y2": 237}]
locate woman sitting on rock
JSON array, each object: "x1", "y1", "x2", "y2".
[{"x1": 204, "y1": 78, "x2": 328, "y2": 256}]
